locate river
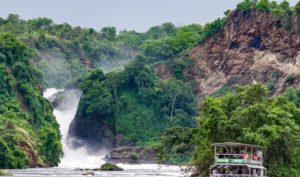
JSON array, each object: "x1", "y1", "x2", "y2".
[
  {"x1": 8, "y1": 88, "x2": 190, "y2": 177},
  {"x1": 9, "y1": 165, "x2": 187, "y2": 177}
]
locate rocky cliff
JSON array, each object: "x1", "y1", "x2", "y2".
[{"x1": 187, "y1": 9, "x2": 300, "y2": 96}]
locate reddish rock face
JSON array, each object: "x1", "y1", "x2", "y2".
[{"x1": 187, "y1": 10, "x2": 300, "y2": 96}]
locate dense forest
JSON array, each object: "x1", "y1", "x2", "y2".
[
  {"x1": 2, "y1": 0, "x2": 300, "y2": 177},
  {"x1": 0, "y1": 32, "x2": 61, "y2": 168},
  {"x1": 69, "y1": 24, "x2": 201, "y2": 164}
]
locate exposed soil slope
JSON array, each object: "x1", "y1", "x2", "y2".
[{"x1": 187, "y1": 10, "x2": 300, "y2": 96}]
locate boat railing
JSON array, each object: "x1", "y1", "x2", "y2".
[
  {"x1": 210, "y1": 175, "x2": 266, "y2": 177},
  {"x1": 215, "y1": 154, "x2": 263, "y2": 165}
]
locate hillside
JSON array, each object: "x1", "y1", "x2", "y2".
[
  {"x1": 2, "y1": 1, "x2": 300, "y2": 175},
  {"x1": 68, "y1": 25, "x2": 200, "y2": 163},
  {"x1": 0, "y1": 15, "x2": 140, "y2": 87},
  {"x1": 68, "y1": 0, "x2": 300, "y2": 168},
  {"x1": 187, "y1": 0, "x2": 300, "y2": 97},
  {"x1": 0, "y1": 32, "x2": 61, "y2": 168},
  {"x1": 190, "y1": 1, "x2": 300, "y2": 177}
]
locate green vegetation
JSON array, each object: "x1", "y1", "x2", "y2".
[
  {"x1": 193, "y1": 84, "x2": 300, "y2": 177},
  {"x1": 0, "y1": 15, "x2": 134, "y2": 87},
  {"x1": 76, "y1": 60, "x2": 196, "y2": 145},
  {"x1": 0, "y1": 32, "x2": 61, "y2": 168},
  {"x1": 3, "y1": 0, "x2": 300, "y2": 170},
  {"x1": 284, "y1": 87, "x2": 300, "y2": 108},
  {"x1": 1, "y1": 12, "x2": 205, "y2": 166},
  {"x1": 0, "y1": 15, "x2": 202, "y2": 88},
  {"x1": 285, "y1": 74, "x2": 295, "y2": 83},
  {"x1": 157, "y1": 126, "x2": 194, "y2": 164},
  {"x1": 99, "y1": 163, "x2": 123, "y2": 171},
  {"x1": 198, "y1": 18, "x2": 227, "y2": 44},
  {"x1": 235, "y1": 0, "x2": 297, "y2": 31},
  {"x1": 73, "y1": 21, "x2": 202, "y2": 164}
]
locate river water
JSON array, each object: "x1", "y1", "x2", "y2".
[
  {"x1": 15, "y1": 88, "x2": 190, "y2": 177},
  {"x1": 9, "y1": 165, "x2": 188, "y2": 177}
]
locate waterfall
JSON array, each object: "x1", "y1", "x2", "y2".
[{"x1": 43, "y1": 88, "x2": 105, "y2": 169}]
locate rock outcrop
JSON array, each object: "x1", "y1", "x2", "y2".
[
  {"x1": 99, "y1": 163, "x2": 123, "y2": 171},
  {"x1": 187, "y1": 10, "x2": 300, "y2": 96},
  {"x1": 106, "y1": 146, "x2": 158, "y2": 164}
]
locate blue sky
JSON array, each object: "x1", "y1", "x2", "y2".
[{"x1": 0, "y1": 0, "x2": 298, "y2": 32}]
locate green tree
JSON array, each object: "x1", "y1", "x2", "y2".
[
  {"x1": 194, "y1": 84, "x2": 300, "y2": 177},
  {"x1": 237, "y1": 0, "x2": 256, "y2": 12},
  {"x1": 296, "y1": 0, "x2": 300, "y2": 15},
  {"x1": 256, "y1": 0, "x2": 270, "y2": 13},
  {"x1": 284, "y1": 87, "x2": 300, "y2": 108},
  {"x1": 101, "y1": 26, "x2": 117, "y2": 41},
  {"x1": 29, "y1": 17, "x2": 53, "y2": 29}
]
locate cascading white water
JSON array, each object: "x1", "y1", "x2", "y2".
[
  {"x1": 41, "y1": 88, "x2": 190, "y2": 176},
  {"x1": 43, "y1": 88, "x2": 105, "y2": 169}
]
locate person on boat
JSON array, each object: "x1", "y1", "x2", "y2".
[
  {"x1": 243, "y1": 152, "x2": 249, "y2": 160},
  {"x1": 252, "y1": 169, "x2": 258, "y2": 176},
  {"x1": 257, "y1": 149, "x2": 263, "y2": 161},
  {"x1": 253, "y1": 152, "x2": 258, "y2": 160},
  {"x1": 212, "y1": 168, "x2": 218, "y2": 175}
]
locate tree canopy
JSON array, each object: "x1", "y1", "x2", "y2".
[{"x1": 194, "y1": 84, "x2": 300, "y2": 177}]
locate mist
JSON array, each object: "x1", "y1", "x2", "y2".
[{"x1": 44, "y1": 89, "x2": 106, "y2": 168}]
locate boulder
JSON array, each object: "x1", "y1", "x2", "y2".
[
  {"x1": 99, "y1": 163, "x2": 123, "y2": 171},
  {"x1": 106, "y1": 146, "x2": 157, "y2": 164},
  {"x1": 0, "y1": 170, "x2": 12, "y2": 176}
]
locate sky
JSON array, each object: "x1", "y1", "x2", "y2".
[{"x1": 0, "y1": 0, "x2": 298, "y2": 32}]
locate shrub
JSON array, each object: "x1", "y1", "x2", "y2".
[
  {"x1": 99, "y1": 163, "x2": 123, "y2": 171},
  {"x1": 296, "y1": 1, "x2": 300, "y2": 15},
  {"x1": 237, "y1": 0, "x2": 256, "y2": 12},
  {"x1": 199, "y1": 18, "x2": 226, "y2": 44},
  {"x1": 285, "y1": 74, "x2": 295, "y2": 83},
  {"x1": 256, "y1": 0, "x2": 270, "y2": 13}
]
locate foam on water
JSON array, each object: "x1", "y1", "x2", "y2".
[
  {"x1": 41, "y1": 88, "x2": 189, "y2": 176},
  {"x1": 44, "y1": 88, "x2": 105, "y2": 169}
]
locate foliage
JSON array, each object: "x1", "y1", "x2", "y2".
[
  {"x1": 99, "y1": 163, "x2": 123, "y2": 171},
  {"x1": 0, "y1": 32, "x2": 61, "y2": 168},
  {"x1": 38, "y1": 127, "x2": 62, "y2": 166},
  {"x1": 76, "y1": 61, "x2": 196, "y2": 146},
  {"x1": 284, "y1": 87, "x2": 300, "y2": 108},
  {"x1": 157, "y1": 126, "x2": 194, "y2": 164},
  {"x1": 140, "y1": 24, "x2": 202, "y2": 61},
  {"x1": 256, "y1": 0, "x2": 270, "y2": 13},
  {"x1": 198, "y1": 18, "x2": 226, "y2": 44},
  {"x1": 73, "y1": 21, "x2": 200, "y2": 154},
  {"x1": 237, "y1": 0, "x2": 256, "y2": 12},
  {"x1": 296, "y1": 1, "x2": 300, "y2": 15},
  {"x1": 77, "y1": 69, "x2": 113, "y2": 121},
  {"x1": 285, "y1": 74, "x2": 295, "y2": 83},
  {"x1": 194, "y1": 84, "x2": 300, "y2": 177},
  {"x1": 100, "y1": 26, "x2": 117, "y2": 41},
  {"x1": 0, "y1": 33, "x2": 30, "y2": 65}
]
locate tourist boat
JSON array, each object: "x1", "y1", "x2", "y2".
[{"x1": 210, "y1": 142, "x2": 267, "y2": 177}]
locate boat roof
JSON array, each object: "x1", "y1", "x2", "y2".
[{"x1": 212, "y1": 142, "x2": 265, "y2": 148}]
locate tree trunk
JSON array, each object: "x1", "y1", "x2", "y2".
[{"x1": 170, "y1": 93, "x2": 179, "y2": 119}]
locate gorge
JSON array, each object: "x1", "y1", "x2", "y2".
[{"x1": 2, "y1": 1, "x2": 300, "y2": 177}]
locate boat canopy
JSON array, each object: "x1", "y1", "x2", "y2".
[{"x1": 212, "y1": 142, "x2": 265, "y2": 149}]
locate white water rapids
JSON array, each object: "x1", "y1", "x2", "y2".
[
  {"x1": 43, "y1": 88, "x2": 105, "y2": 168},
  {"x1": 36, "y1": 88, "x2": 188, "y2": 177}
]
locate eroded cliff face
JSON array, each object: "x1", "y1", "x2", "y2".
[{"x1": 187, "y1": 10, "x2": 300, "y2": 96}]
